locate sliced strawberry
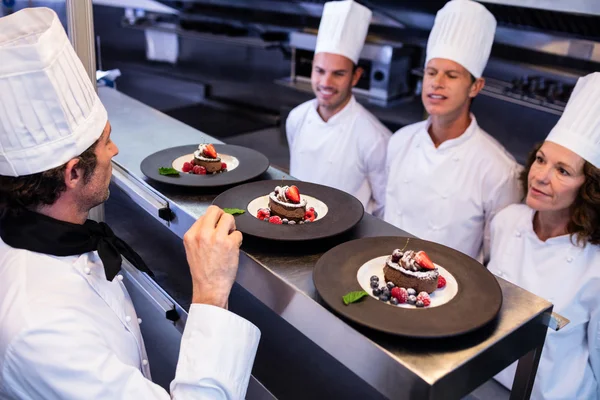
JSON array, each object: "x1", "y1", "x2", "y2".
[
  {"x1": 203, "y1": 144, "x2": 218, "y2": 159},
  {"x1": 285, "y1": 185, "x2": 301, "y2": 204},
  {"x1": 415, "y1": 251, "x2": 435, "y2": 270},
  {"x1": 304, "y1": 211, "x2": 315, "y2": 222}
]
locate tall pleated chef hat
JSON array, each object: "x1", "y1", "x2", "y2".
[
  {"x1": 314, "y1": 0, "x2": 373, "y2": 65},
  {"x1": 0, "y1": 7, "x2": 108, "y2": 177},
  {"x1": 546, "y1": 73, "x2": 600, "y2": 168},
  {"x1": 426, "y1": 0, "x2": 497, "y2": 78}
]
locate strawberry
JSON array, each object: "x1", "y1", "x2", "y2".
[
  {"x1": 285, "y1": 185, "x2": 301, "y2": 204},
  {"x1": 203, "y1": 144, "x2": 218, "y2": 159},
  {"x1": 268, "y1": 216, "x2": 283, "y2": 224},
  {"x1": 221, "y1": 162, "x2": 227, "y2": 170},
  {"x1": 182, "y1": 162, "x2": 193, "y2": 173},
  {"x1": 415, "y1": 251, "x2": 435, "y2": 270},
  {"x1": 437, "y1": 276, "x2": 447, "y2": 289}
]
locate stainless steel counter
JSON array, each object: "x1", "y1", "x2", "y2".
[{"x1": 101, "y1": 86, "x2": 553, "y2": 400}]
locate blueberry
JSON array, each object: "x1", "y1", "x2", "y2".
[
  {"x1": 304, "y1": 219, "x2": 311, "y2": 223},
  {"x1": 416, "y1": 300, "x2": 424, "y2": 308},
  {"x1": 379, "y1": 294, "x2": 390, "y2": 302},
  {"x1": 372, "y1": 288, "x2": 381, "y2": 296},
  {"x1": 391, "y1": 249, "x2": 403, "y2": 263},
  {"x1": 282, "y1": 218, "x2": 289, "y2": 224},
  {"x1": 370, "y1": 281, "x2": 379, "y2": 289},
  {"x1": 288, "y1": 220, "x2": 296, "y2": 225},
  {"x1": 313, "y1": 210, "x2": 318, "y2": 218},
  {"x1": 390, "y1": 297, "x2": 399, "y2": 305},
  {"x1": 381, "y1": 286, "x2": 390, "y2": 294},
  {"x1": 386, "y1": 282, "x2": 395, "y2": 289},
  {"x1": 407, "y1": 288, "x2": 417, "y2": 296},
  {"x1": 370, "y1": 275, "x2": 379, "y2": 282},
  {"x1": 407, "y1": 295, "x2": 417, "y2": 305}
]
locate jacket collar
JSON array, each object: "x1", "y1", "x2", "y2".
[
  {"x1": 419, "y1": 113, "x2": 479, "y2": 151},
  {"x1": 308, "y1": 95, "x2": 357, "y2": 127}
]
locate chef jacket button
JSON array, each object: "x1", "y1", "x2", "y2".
[
  {"x1": 396, "y1": 211, "x2": 402, "y2": 216},
  {"x1": 416, "y1": 143, "x2": 420, "y2": 148},
  {"x1": 442, "y1": 194, "x2": 448, "y2": 199},
  {"x1": 142, "y1": 359, "x2": 149, "y2": 366},
  {"x1": 567, "y1": 257, "x2": 573, "y2": 263},
  {"x1": 515, "y1": 231, "x2": 522, "y2": 238},
  {"x1": 453, "y1": 156, "x2": 459, "y2": 162},
  {"x1": 125, "y1": 315, "x2": 132, "y2": 322},
  {"x1": 403, "y1": 179, "x2": 409, "y2": 183},
  {"x1": 117, "y1": 275, "x2": 124, "y2": 281},
  {"x1": 138, "y1": 318, "x2": 143, "y2": 324},
  {"x1": 84, "y1": 267, "x2": 91, "y2": 275}
]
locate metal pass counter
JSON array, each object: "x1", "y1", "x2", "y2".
[{"x1": 101, "y1": 86, "x2": 552, "y2": 400}]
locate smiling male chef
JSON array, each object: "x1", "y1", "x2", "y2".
[
  {"x1": 384, "y1": 0, "x2": 522, "y2": 262},
  {"x1": 0, "y1": 8, "x2": 259, "y2": 399},
  {"x1": 286, "y1": 0, "x2": 392, "y2": 217}
]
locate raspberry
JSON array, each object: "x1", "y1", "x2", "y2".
[
  {"x1": 257, "y1": 208, "x2": 270, "y2": 220},
  {"x1": 198, "y1": 166, "x2": 207, "y2": 175},
  {"x1": 304, "y1": 211, "x2": 315, "y2": 222},
  {"x1": 221, "y1": 162, "x2": 227, "y2": 170},
  {"x1": 192, "y1": 165, "x2": 202, "y2": 175},
  {"x1": 182, "y1": 162, "x2": 193, "y2": 173},
  {"x1": 268, "y1": 216, "x2": 283, "y2": 224},
  {"x1": 417, "y1": 292, "x2": 431, "y2": 307},
  {"x1": 437, "y1": 276, "x2": 447, "y2": 289},
  {"x1": 391, "y1": 287, "x2": 408, "y2": 303}
]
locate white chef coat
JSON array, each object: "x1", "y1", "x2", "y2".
[
  {"x1": 384, "y1": 116, "x2": 522, "y2": 261},
  {"x1": 0, "y1": 239, "x2": 260, "y2": 399},
  {"x1": 286, "y1": 96, "x2": 392, "y2": 217},
  {"x1": 488, "y1": 204, "x2": 600, "y2": 400}
]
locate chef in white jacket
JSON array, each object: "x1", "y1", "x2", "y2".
[
  {"x1": 489, "y1": 72, "x2": 600, "y2": 399},
  {"x1": 286, "y1": 0, "x2": 392, "y2": 216},
  {"x1": 384, "y1": 0, "x2": 522, "y2": 261},
  {"x1": 0, "y1": 8, "x2": 259, "y2": 399}
]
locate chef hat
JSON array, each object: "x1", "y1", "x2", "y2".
[
  {"x1": 0, "y1": 7, "x2": 108, "y2": 177},
  {"x1": 425, "y1": 0, "x2": 497, "y2": 78},
  {"x1": 314, "y1": 0, "x2": 372, "y2": 65},
  {"x1": 546, "y1": 73, "x2": 600, "y2": 168}
]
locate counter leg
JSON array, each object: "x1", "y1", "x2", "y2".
[{"x1": 509, "y1": 338, "x2": 546, "y2": 400}]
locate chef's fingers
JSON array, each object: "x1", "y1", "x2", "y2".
[
  {"x1": 229, "y1": 230, "x2": 243, "y2": 248},
  {"x1": 215, "y1": 211, "x2": 237, "y2": 237},
  {"x1": 201, "y1": 205, "x2": 225, "y2": 230}
]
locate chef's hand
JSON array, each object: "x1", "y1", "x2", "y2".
[{"x1": 183, "y1": 205, "x2": 243, "y2": 308}]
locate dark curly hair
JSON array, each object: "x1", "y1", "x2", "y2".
[
  {"x1": 521, "y1": 143, "x2": 600, "y2": 246},
  {"x1": 0, "y1": 140, "x2": 99, "y2": 217}
]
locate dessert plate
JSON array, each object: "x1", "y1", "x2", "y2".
[
  {"x1": 313, "y1": 237, "x2": 502, "y2": 338},
  {"x1": 140, "y1": 144, "x2": 269, "y2": 187},
  {"x1": 212, "y1": 180, "x2": 364, "y2": 241}
]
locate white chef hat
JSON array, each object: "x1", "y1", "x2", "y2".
[
  {"x1": 0, "y1": 7, "x2": 108, "y2": 177},
  {"x1": 425, "y1": 0, "x2": 497, "y2": 78},
  {"x1": 546, "y1": 73, "x2": 600, "y2": 168},
  {"x1": 315, "y1": 0, "x2": 372, "y2": 65}
]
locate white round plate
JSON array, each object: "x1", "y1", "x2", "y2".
[
  {"x1": 172, "y1": 153, "x2": 240, "y2": 173},
  {"x1": 246, "y1": 194, "x2": 329, "y2": 221}
]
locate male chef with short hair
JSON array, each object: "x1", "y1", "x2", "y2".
[
  {"x1": 286, "y1": 0, "x2": 392, "y2": 217},
  {"x1": 384, "y1": 0, "x2": 522, "y2": 262},
  {"x1": 0, "y1": 8, "x2": 259, "y2": 399}
]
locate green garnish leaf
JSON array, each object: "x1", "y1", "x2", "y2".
[
  {"x1": 342, "y1": 290, "x2": 369, "y2": 305},
  {"x1": 158, "y1": 167, "x2": 180, "y2": 176},
  {"x1": 223, "y1": 208, "x2": 246, "y2": 215}
]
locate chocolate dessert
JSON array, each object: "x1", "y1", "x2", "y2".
[
  {"x1": 268, "y1": 185, "x2": 307, "y2": 222},
  {"x1": 383, "y1": 249, "x2": 439, "y2": 294}
]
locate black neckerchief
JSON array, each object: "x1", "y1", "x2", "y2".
[{"x1": 0, "y1": 210, "x2": 153, "y2": 281}]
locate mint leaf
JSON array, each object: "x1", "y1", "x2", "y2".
[
  {"x1": 342, "y1": 290, "x2": 369, "y2": 305},
  {"x1": 223, "y1": 208, "x2": 245, "y2": 215},
  {"x1": 158, "y1": 167, "x2": 180, "y2": 176}
]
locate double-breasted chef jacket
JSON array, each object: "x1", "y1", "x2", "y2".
[
  {"x1": 0, "y1": 239, "x2": 260, "y2": 399},
  {"x1": 488, "y1": 204, "x2": 600, "y2": 400},
  {"x1": 384, "y1": 115, "x2": 522, "y2": 261},
  {"x1": 287, "y1": 96, "x2": 392, "y2": 216}
]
